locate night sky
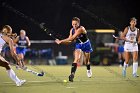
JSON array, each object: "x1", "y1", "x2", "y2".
[{"x1": 0, "y1": 0, "x2": 139, "y2": 40}]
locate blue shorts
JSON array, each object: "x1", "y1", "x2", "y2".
[
  {"x1": 16, "y1": 47, "x2": 26, "y2": 55},
  {"x1": 118, "y1": 46, "x2": 124, "y2": 53},
  {"x1": 75, "y1": 40, "x2": 93, "y2": 53}
]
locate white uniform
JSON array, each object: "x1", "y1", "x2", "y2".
[
  {"x1": 0, "y1": 34, "x2": 6, "y2": 53},
  {"x1": 0, "y1": 33, "x2": 26, "y2": 86},
  {"x1": 124, "y1": 26, "x2": 138, "y2": 52}
]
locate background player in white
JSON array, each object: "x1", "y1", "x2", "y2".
[
  {"x1": 0, "y1": 25, "x2": 26, "y2": 86},
  {"x1": 121, "y1": 17, "x2": 140, "y2": 77}
]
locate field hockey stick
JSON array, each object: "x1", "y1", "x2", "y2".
[
  {"x1": 112, "y1": 35, "x2": 137, "y2": 43},
  {"x1": 16, "y1": 66, "x2": 44, "y2": 76}
]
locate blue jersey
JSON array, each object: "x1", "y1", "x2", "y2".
[
  {"x1": 72, "y1": 28, "x2": 93, "y2": 53},
  {"x1": 17, "y1": 36, "x2": 27, "y2": 48},
  {"x1": 16, "y1": 36, "x2": 27, "y2": 55}
]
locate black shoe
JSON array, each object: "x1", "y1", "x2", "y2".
[
  {"x1": 69, "y1": 74, "x2": 74, "y2": 82},
  {"x1": 38, "y1": 71, "x2": 45, "y2": 76}
]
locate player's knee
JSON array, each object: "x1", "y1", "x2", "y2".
[
  {"x1": 125, "y1": 61, "x2": 129, "y2": 64},
  {"x1": 133, "y1": 59, "x2": 138, "y2": 62},
  {"x1": 2, "y1": 62, "x2": 10, "y2": 70},
  {"x1": 133, "y1": 57, "x2": 138, "y2": 62},
  {"x1": 85, "y1": 58, "x2": 89, "y2": 63},
  {"x1": 85, "y1": 61, "x2": 90, "y2": 65},
  {"x1": 74, "y1": 58, "x2": 80, "y2": 63}
]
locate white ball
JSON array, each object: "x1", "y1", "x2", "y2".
[
  {"x1": 63, "y1": 80, "x2": 67, "y2": 83},
  {"x1": 49, "y1": 33, "x2": 52, "y2": 36},
  {"x1": 44, "y1": 29, "x2": 46, "y2": 31}
]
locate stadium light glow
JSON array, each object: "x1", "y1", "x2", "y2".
[{"x1": 95, "y1": 29, "x2": 115, "y2": 33}]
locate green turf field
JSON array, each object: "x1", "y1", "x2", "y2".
[{"x1": 0, "y1": 65, "x2": 140, "y2": 93}]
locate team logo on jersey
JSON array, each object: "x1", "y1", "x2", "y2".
[{"x1": 130, "y1": 33, "x2": 136, "y2": 37}]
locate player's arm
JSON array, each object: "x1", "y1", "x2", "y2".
[
  {"x1": 13, "y1": 36, "x2": 19, "y2": 47},
  {"x1": 55, "y1": 28, "x2": 73, "y2": 44},
  {"x1": 13, "y1": 36, "x2": 19, "y2": 43},
  {"x1": 10, "y1": 33, "x2": 17, "y2": 46},
  {"x1": 2, "y1": 35, "x2": 21, "y2": 65},
  {"x1": 137, "y1": 28, "x2": 140, "y2": 44},
  {"x1": 66, "y1": 28, "x2": 83, "y2": 41},
  {"x1": 26, "y1": 36, "x2": 31, "y2": 47},
  {"x1": 115, "y1": 37, "x2": 119, "y2": 43},
  {"x1": 121, "y1": 27, "x2": 128, "y2": 41},
  {"x1": 56, "y1": 28, "x2": 82, "y2": 44}
]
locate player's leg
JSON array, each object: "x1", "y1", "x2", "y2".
[
  {"x1": 118, "y1": 52, "x2": 124, "y2": 67},
  {"x1": 15, "y1": 53, "x2": 22, "y2": 69},
  {"x1": 69, "y1": 49, "x2": 82, "y2": 82},
  {"x1": 83, "y1": 52, "x2": 92, "y2": 78},
  {"x1": 122, "y1": 51, "x2": 130, "y2": 77},
  {"x1": 81, "y1": 40, "x2": 93, "y2": 78},
  {"x1": 16, "y1": 48, "x2": 26, "y2": 69},
  {"x1": 18, "y1": 53, "x2": 25, "y2": 68},
  {"x1": 15, "y1": 48, "x2": 25, "y2": 67},
  {"x1": 132, "y1": 51, "x2": 139, "y2": 77},
  {"x1": 118, "y1": 53, "x2": 122, "y2": 67},
  {"x1": 118, "y1": 46, "x2": 124, "y2": 67},
  {"x1": 121, "y1": 52, "x2": 125, "y2": 66},
  {"x1": 16, "y1": 49, "x2": 44, "y2": 76},
  {"x1": 15, "y1": 48, "x2": 22, "y2": 68},
  {"x1": 22, "y1": 50, "x2": 44, "y2": 76},
  {"x1": 21, "y1": 49, "x2": 27, "y2": 68},
  {"x1": 0, "y1": 56, "x2": 26, "y2": 86}
]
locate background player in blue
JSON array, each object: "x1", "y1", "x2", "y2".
[
  {"x1": 14, "y1": 29, "x2": 31, "y2": 68},
  {"x1": 115, "y1": 31, "x2": 124, "y2": 67},
  {"x1": 55, "y1": 17, "x2": 93, "y2": 82},
  {"x1": 14, "y1": 30, "x2": 44, "y2": 76}
]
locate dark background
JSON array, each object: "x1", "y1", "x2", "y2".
[{"x1": 0, "y1": 0, "x2": 139, "y2": 40}]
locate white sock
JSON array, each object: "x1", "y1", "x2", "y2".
[
  {"x1": 133, "y1": 62, "x2": 138, "y2": 74},
  {"x1": 7, "y1": 69, "x2": 20, "y2": 83},
  {"x1": 119, "y1": 59, "x2": 122, "y2": 63},
  {"x1": 123, "y1": 62, "x2": 128, "y2": 70}
]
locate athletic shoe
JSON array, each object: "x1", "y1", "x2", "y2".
[
  {"x1": 87, "y1": 69, "x2": 92, "y2": 78},
  {"x1": 133, "y1": 73, "x2": 139, "y2": 77},
  {"x1": 16, "y1": 65, "x2": 20, "y2": 70},
  {"x1": 69, "y1": 74, "x2": 74, "y2": 82},
  {"x1": 37, "y1": 71, "x2": 45, "y2": 76},
  {"x1": 22, "y1": 66, "x2": 28, "y2": 70},
  {"x1": 119, "y1": 64, "x2": 122, "y2": 67},
  {"x1": 16, "y1": 80, "x2": 26, "y2": 87},
  {"x1": 122, "y1": 69, "x2": 126, "y2": 77}
]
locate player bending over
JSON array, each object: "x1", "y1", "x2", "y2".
[{"x1": 0, "y1": 25, "x2": 26, "y2": 86}]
